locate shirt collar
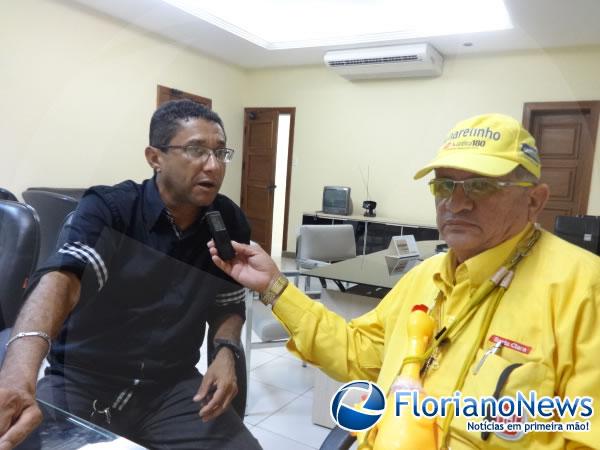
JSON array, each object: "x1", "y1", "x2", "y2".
[
  {"x1": 433, "y1": 223, "x2": 534, "y2": 294},
  {"x1": 143, "y1": 176, "x2": 213, "y2": 235}
]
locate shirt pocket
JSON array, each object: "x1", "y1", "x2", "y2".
[{"x1": 451, "y1": 349, "x2": 553, "y2": 449}]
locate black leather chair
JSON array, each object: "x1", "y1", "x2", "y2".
[
  {"x1": 25, "y1": 187, "x2": 86, "y2": 201},
  {"x1": 0, "y1": 200, "x2": 40, "y2": 362},
  {"x1": 22, "y1": 190, "x2": 79, "y2": 269},
  {"x1": 0, "y1": 187, "x2": 17, "y2": 202}
]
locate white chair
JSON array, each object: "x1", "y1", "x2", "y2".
[
  {"x1": 244, "y1": 226, "x2": 356, "y2": 380},
  {"x1": 242, "y1": 241, "x2": 297, "y2": 372},
  {"x1": 244, "y1": 270, "x2": 301, "y2": 380},
  {"x1": 296, "y1": 224, "x2": 357, "y2": 293}
]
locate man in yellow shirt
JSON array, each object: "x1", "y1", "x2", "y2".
[{"x1": 211, "y1": 113, "x2": 600, "y2": 449}]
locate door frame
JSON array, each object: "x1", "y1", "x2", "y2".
[
  {"x1": 523, "y1": 100, "x2": 600, "y2": 214},
  {"x1": 241, "y1": 107, "x2": 296, "y2": 252},
  {"x1": 157, "y1": 85, "x2": 212, "y2": 108}
]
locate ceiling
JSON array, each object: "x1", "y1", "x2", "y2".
[{"x1": 68, "y1": 0, "x2": 600, "y2": 68}]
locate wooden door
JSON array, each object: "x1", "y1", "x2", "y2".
[
  {"x1": 523, "y1": 101, "x2": 600, "y2": 231},
  {"x1": 241, "y1": 109, "x2": 279, "y2": 254},
  {"x1": 157, "y1": 85, "x2": 212, "y2": 109}
]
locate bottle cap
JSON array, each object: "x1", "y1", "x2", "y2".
[{"x1": 411, "y1": 304, "x2": 429, "y2": 313}]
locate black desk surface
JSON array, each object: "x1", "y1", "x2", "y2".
[{"x1": 305, "y1": 240, "x2": 444, "y2": 290}]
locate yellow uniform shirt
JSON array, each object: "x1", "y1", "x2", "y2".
[{"x1": 273, "y1": 225, "x2": 600, "y2": 449}]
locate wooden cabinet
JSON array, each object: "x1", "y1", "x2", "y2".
[{"x1": 301, "y1": 212, "x2": 438, "y2": 254}]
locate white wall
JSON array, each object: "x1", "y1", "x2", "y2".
[
  {"x1": 0, "y1": 0, "x2": 247, "y2": 202},
  {"x1": 244, "y1": 46, "x2": 600, "y2": 250},
  {"x1": 3, "y1": 2, "x2": 600, "y2": 254}
]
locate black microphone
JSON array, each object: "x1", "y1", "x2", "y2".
[{"x1": 205, "y1": 211, "x2": 236, "y2": 260}]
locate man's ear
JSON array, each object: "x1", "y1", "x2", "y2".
[
  {"x1": 528, "y1": 183, "x2": 550, "y2": 222},
  {"x1": 145, "y1": 146, "x2": 162, "y2": 173}
]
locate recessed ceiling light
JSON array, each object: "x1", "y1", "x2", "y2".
[{"x1": 161, "y1": 0, "x2": 512, "y2": 50}]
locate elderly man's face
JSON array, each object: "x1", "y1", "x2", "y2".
[{"x1": 434, "y1": 168, "x2": 532, "y2": 263}]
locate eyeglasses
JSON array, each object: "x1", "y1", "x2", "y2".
[
  {"x1": 158, "y1": 145, "x2": 234, "y2": 163},
  {"x1": 428, "y1": 177, "x2": 536, "y2": 200}
]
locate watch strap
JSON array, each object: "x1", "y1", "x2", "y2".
[
  {"x1": 260, "y1": 274, "x2": 289, "y2": 306},
  {"x1": 213, "y1": 338, "x2": 242, "y2": 360}
]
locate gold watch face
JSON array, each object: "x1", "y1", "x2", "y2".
[
  {"x1": 263, "y1": 276, "x2": 288, "y2": 305},
  {"x1": 273, "y1": 276, "x2": 287, "y2": 292}
]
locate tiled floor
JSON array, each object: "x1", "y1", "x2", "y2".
[
  {"x1": 196, "y1": 255, "x2": 336, "y2": 450},
  {"x1": 245, "y1": 345, "x2": 331, "y2": 449},
  {"x1": 197, "y1": 328, "x2": 332, "y2": 450}
]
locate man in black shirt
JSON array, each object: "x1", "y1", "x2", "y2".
[{"x1": 0, "y1": 100, "x2": 261, "y2": 449}]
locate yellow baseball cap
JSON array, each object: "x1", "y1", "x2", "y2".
[{"x1": 414, "y1": 113, "x2": 541, "y2": 180}]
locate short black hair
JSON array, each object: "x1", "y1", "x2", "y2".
[{"x1": 149, "y1": 99, "x2": 225, "y2": 150}]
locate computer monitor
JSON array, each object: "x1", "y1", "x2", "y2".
[{"x1": 322, "y1": 186, "x2": 351, "y2": 215}]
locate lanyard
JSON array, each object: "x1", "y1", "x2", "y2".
[
  {"x1": 388, "y1": 226, "x2": 541, "y2": 450},
  {"x1": 400, "y1": 227, "x2": 540, "y2": 376},
  {"x1": 357, "y1": 227, "x2": 541, "y2": 450},
  {"x1": 436, "y1": 226, "x2": 541, "y2": 449}
]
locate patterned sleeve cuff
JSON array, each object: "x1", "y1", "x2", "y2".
[
  {"x1": 58, "y1": 241, "x2": 108, "y2": 291},
  {"x1": 215, "y1": 287, "x2": 245, "y2": 306}
]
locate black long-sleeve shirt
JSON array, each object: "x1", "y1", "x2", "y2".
[{"x1": 30, "y1": 177, "x2": 250, "y2": 384}]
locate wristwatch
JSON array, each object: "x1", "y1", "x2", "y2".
[
  {"x1": 260, "y1": 274, "x2": 289, "y2": 306},
  {"x1": 213, "y1": 338, "x2": 243, "y2": 360}
]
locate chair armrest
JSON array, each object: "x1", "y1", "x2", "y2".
[{"x1": 297, "y1": 259, "x2": 331, "y2": 270}]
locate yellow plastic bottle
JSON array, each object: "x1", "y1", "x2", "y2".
[{"x1": 372, "y1": 304, "x2": 438, "y2": 450}]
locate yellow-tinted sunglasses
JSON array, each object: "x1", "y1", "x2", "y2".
[{"x1": 429, "y1": 178, "x2": 536, "y2": 200}]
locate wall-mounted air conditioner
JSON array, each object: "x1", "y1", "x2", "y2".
[{"x1": 324, "y1": 43, "x2": 444, "y2": 80}]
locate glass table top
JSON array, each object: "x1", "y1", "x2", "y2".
[
  {"x1": 16, "y1": 399, "x2": 145, "y2": 450},
  {"x1": 304, "y1": 240, "x2": 445, "y2": 290}
]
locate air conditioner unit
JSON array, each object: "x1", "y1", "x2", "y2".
[{"x1": 324, "y1": 43, "x2": 443, "y2": 80}]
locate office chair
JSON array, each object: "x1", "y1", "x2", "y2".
[
  {"x1": 0, "y1": 200, "x2": 40, "y2": 363},
  {"x1": 239, "y1": 240, "x2": 297, "y2": 355},
  {"x1": 22, "y1": 190, "x2": 79, "y2": 268},
  {"x1": 248, "y1": 296, "x2": 290, "y2": 349},
  {"x1": 243, "y1": 265, "x2": 306, "y2": 389},
  {"x1": 296, "y1": 224, "x2": 357, "y2": 293},
  {"x1": 293, "y1": 226, "x2": 358, "y2": 450},
  {"x1": 26, "y1": 187, "x2": 87, "y2": 201},
  {"x1": 0, "y1": 187, "x2": 18, "y2": 202}
]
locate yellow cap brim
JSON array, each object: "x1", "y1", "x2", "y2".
[{"x1": 413, "y1": 152, "x2": 519, "y2": 180}]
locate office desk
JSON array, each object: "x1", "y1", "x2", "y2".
[
  {"x1": 16, "y1": 399, "x2": 144, "y2": 450},
  {"x1": 305, "y1": 240, "x2": 443, "y2": 427},
  {"x1": 302, "y1": 212, "x2": 439, "y2": 254},
  {"x1": 305, "y1": 240, "x2": 441, "y2": 292}
]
